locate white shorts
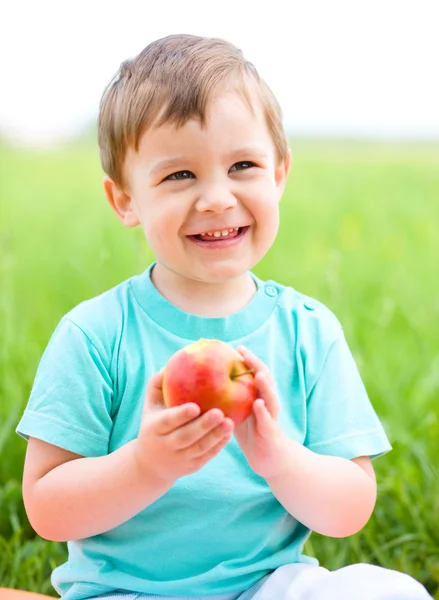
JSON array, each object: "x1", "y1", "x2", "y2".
[
  {"x1": 92, "y1": 563, "x2": 432, "y2": 600},
  {"x1": 247, "y1": 563, "x2": 432, "y2": 600}
]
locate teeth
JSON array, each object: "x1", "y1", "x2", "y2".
[{"x1": 200, "y1": 227, "x2": 241, "y2": 237}]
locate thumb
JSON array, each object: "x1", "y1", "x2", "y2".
[{"x1": 143, "y1": 369, "x2": 165, "y2": 413}]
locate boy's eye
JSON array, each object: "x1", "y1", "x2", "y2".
[
  {"x1": 230, "y1": 161, "x2": 255, "y2": 171},
  {"x1": 165, "y1": 170, "x2": 195, "y2": 181}
]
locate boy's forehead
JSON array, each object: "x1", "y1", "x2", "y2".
[{"x1": 133, "y1": 91, "x2": 273, "y2": 156}]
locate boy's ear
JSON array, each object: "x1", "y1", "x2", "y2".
[
  {"x1": 103, "y1": 176, "x2": 139, "y2": 228},
  {"x1": 274, "y1": 148, "x2": 292, "y2": 196}
]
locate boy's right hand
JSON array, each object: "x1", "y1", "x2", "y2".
[{"x1": 133, "y1": 370, "x2": 234, "y2": 485}]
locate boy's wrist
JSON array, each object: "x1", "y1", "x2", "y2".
[
  {"x1": 129, "y1": 440, "x2": 176, "y2": 491},
  {"x1": 264, "y1": 437, "x2": 310, "y2": 485}
]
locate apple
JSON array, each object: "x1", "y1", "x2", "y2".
[{"x1": 162, "y1": 339, "x2": 257, "y2": 425}]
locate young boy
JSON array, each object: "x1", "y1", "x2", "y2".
[{"x1": 16, "y1": 34, "x2": 432, "y2": 600}]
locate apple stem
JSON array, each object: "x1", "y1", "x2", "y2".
[{"x1": 232, "y1": 369, "x2": 254, "y2": 380}]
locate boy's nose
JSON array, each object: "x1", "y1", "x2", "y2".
[{"x1": 195, "y1": 186, "x2": 238, "y2": 213}]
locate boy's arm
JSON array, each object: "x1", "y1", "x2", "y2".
[
  {"x1": 265, "y1": 445, "x2": 377, "y2": 538},
  {"x1": 23, "y1": 372, "x2": 234, "y2": 542},
  {"x1": 234, "y1": 346, "x2": 378, "y2": 539},
  {"x1": 23, "y1": 436, "x2": 171, "y2": 542}
]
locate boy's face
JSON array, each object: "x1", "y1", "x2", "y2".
[{"x1": 106, "y1": 90, "x2": 290, "y2": 286}]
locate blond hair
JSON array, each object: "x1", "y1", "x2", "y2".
[{"x1": 98, "y1": 34, "x2": 289, "y2": 187}]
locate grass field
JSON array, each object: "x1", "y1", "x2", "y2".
[{"x1": 0, "y1": 138, "x2": 438, "y2": 597}]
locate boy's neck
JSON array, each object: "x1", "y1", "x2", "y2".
[{"x1": 150, "y1": 264, "x2": 257, "y2": 318}]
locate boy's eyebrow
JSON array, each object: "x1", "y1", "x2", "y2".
[
  {"x1": 229, "y1": 147, "x2": 269, "y2": 161},
  {"x1": 149, "y1": 148, "x2": 269, "y2": 176},
  {"x1": 149, "y1": 157, "x2": 186, "y2": 177}
]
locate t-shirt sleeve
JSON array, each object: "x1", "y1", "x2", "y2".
[
  {"x1": 16, "y1": 317, "x2": 114, "y2": 457},
  {"x1": 304, "y1": 333, "x2": 392, "y2": 460}
]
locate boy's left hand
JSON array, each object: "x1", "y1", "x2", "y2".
[{"x1": 234, "y1": 345, "x2": 289, "y2": 480}]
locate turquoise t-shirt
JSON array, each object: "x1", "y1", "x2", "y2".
[{"x1": 16, "y1": 264, "x2": 391, "y2": 600}]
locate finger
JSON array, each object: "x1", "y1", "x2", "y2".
[
  {"x1": 154, "y1": 402, "x2": 201, "y2": 435},
  {"x1": 168, "y1": 408, "x2": 227, "y2": 450},
  {"x1": 144, "y1": 370, "x2": 166, "y2": 410},
  {"x1": 255, "y1": 371, "x2": 280, "y2": 419},
  {"x1": 186, "y1": 417, "x2": 234, "y2": 457},
  {"x1": 237, "y1": 346, "x2": 271, "y2": 379},
  {"x1": 253, "y1": 399, "x2": 275, "y2": 438},
  {"x1": 191, "y1": 427, "x2": 234, "y2": 467}
]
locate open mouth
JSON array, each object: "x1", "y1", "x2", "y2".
[
  {"x1": 193, "y1": 227, "x2": 243, "y2": 242},
  {"x1": 187, "y1": 226, "x2": 249, "y2": 247}
]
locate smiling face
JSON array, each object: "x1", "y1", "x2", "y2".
[{"x1": 104, "y1": 90, "x2": 290, "y2": 288}]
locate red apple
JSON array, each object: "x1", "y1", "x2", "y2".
[{"x1": 162, "y1": 339, "x2": 257, "y2": 425}]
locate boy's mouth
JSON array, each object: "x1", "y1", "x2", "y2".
[
  {"x1": 193, "y1": 227, "x2": 242, "y2": 242},
  {"x1": 187, "y1": 226, "x2": 249, "y2": 248}
]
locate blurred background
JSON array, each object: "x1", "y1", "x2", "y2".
[
  {"x1": 1, "y1": 0, "x2": 438, "y2": 596},
  {"x1": 1, "y1": 0, "x2": 439, "y2": 144}
]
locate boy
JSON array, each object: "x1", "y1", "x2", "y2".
[{"x1": 16, "y1": 34, "x2": 432, "y2": 600}]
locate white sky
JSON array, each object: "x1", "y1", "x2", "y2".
[{"x1": 1, "y1": 0, "x2": 439, "y2": 145}]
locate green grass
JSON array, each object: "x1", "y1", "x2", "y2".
[{"x1": 1, "y1": 138, "x2": 438, "y2": 597}]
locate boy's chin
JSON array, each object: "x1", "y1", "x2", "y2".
[
  {"x1": 154, "y1": 260, "x2": 252, "y2": 284},
  {"x1": 190, "y1": 263, "x2": 255, "y2": 284},
  {"x1": 154, "y1": 254, "x2": 260, "y2": 286}
]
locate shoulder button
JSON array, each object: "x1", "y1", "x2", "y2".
[
  {"x1": 265, "y1": 285, "x2": 278, "y2": 297},
  {"x1": 304, "y1": 301, "x2": 316, "y2": 311}
]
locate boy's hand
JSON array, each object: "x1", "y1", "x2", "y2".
[
  {"x1": 134, "y1": 370, "x2": 234, "y2": 485},
  {"x1": 234, "y1": 346, "x2": 289, "y2": 480}
]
